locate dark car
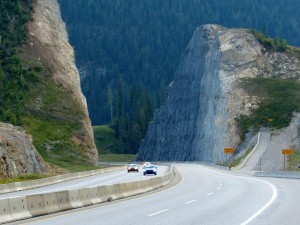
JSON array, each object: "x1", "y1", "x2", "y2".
[
  {"x1": 127, "y1": 164, "x2": 139, "y2": 172},
  {"x1": 143, "y1": 165, "x2": 157, "y2": 175}
]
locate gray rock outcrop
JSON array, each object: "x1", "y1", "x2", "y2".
[
  {"x1": 137, "y1": 24, "x2": 300, "y2": 163},
  {"x1": 0, "y1": 123, "x2": 46, "y2": 178}
]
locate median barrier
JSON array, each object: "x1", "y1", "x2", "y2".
[
  {"x1": 119, "y1": 183, "x2": 130, "y2": 198},
  {"x1": 42, "y1": 192, "x2": 60, "y2": 214},
  {"x1": 0, "y1": 166, "x2": 126, "y2": 195},
  {"x1": 8, "y1": 196, "x2": 31, "y2": 221},
  {"x1": 79, "y1": 188, "x2": 92, "y2": 206},
  {"x1": 98, "y1": 185, "x2": 110, "y2": 203},
  {"x1": 68, "y1": 189, "x2": 83, "y2": 208},
  {"x1": 141, "y1": 179, "x2": 153, "y2": 193},
  {"x1": 89, "y1": 187, "x2": 101, "y2": 204},
  {"x1": 56, "y1": 191, "x2": 72, "y2": 211},
  {"x1": 105, "y1": 184, "x2": 117, "y2": 201},
  {"x1": 27, "y1": 194, "x2": 46, "y2": 217},
  {"x1": 125, "y1": 181, "x2": 138, "y2": 196},
  {"x1": 112, "y1": 183, "x2": 125, "y2": 200},
  {"x1": 232, "y1": 133, "x2": 261, "y2": 170},
  {"x1": 0, "y1": 198, "x2": 13, "y2": 223},
  {"x1": 0, "y1": 182, "x2": 17, "y2": 194},
  {"x1": 0, "y1": 164, "x2": 174, "y2": 224}
]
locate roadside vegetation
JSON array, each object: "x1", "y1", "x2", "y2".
[
  {"x1": 0, "y1": 173, "x2": 50, "y2": 185},
  {"x1": 237, "y1": 78, "x2": 300, "y2": 140},
  {"x1": 287, "y1": 149, "x2": 300, "y2": 171},
  {"x1": 0, "y1": 0, "x2": 36, "y2": 124}
]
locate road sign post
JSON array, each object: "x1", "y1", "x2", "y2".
[
  {"x1": 282, "y1": 149, "x2": 292, "y2": 170},
  {"x1": 224, "y1": 148, "x2": 234, "y2": 165}
]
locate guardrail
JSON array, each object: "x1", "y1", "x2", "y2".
[
  {"x1": 231, "y1": 132, "x2": 261, "y2": 170},
  {"x1": 0, "y1": 166, "x2": 126, "y2": 194},
  {"x1": 0, "y1": 165, "x2": 174, "y2": 224}
]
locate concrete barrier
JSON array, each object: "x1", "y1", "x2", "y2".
[
  {"x1": 255, "y1": 171, "x2": 300, "y2": 179},
  {"x1": 0, "y1": 164, "x2": 174, "y2": 224},
  {"x1": 8, "y1": 196, "x2": 31, "y2": 221},
  {"x1": 27, "y1": 194, "x2": 46, "y2": 217},
  {"x1": 0, "y1": 198, "x2": 13, "y2": 223},
  {"x1": 89, "y1": 187, "x2": 101, "y2": 204},
  {"x1": 43, "y1": 192, "x2": 60, "y2": 214},
  {"x1": 0, "y1": 166, "x2": 126, "y2": 194},
  {"x1": 0, "y1": 182, "x2": 18, "y2": 193},
  {"x1": 98, "y1": 185, "x2": 110, "y2": 203},
  {"x1": 79, "y1": 188, "x2": 92, "y2": 207},
  {"x1": 56, "y1": 191, "x2": 72, "y2": 211},
  {"x1": 68, "y1": 189, "x2": 83, "y2": 209}
]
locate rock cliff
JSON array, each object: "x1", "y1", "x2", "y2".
[
  {"x1": 0, "y1": 123, "x2": 45, "y2": 177},
  {"x1": 24, "y1": 0, "x2": 98, "y2": 165},
  {"x1": 137, "y1": 24, "x2": 300, "y2": 163}
]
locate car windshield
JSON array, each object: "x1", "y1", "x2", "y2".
[{"x1": 145, "y1": 166, "x2": 155, "y2": 168}]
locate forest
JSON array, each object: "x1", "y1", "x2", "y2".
[
  {"x1": 0, "y1": 0, "x2": 37, "y2": 125},
  {"x1": 58, "y1": 0, "x2": 300, "y2": 154}
]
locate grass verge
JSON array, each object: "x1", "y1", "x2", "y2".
[
  {"x1": 287, "y1": 149, "x2": 300, "y2": 171},
  {"x1": 0, "y1": 174, "x2": 50, "y2": 184}
]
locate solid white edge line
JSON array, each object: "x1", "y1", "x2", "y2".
[
  {"x1": 185, "y1": 200, "x2": 196, "y2": 204},
  {"x1": 240, "y1": 180, "x2": 278, "y2": 225},
  {"x1": 148, "y1": 209, "x2": 170, "y2": 217}
]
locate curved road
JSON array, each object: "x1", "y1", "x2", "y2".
[{"x1": 9, "y1": 164, "x2": 300, "y2": 225}]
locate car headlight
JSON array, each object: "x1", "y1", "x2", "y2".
[{"x1": 153, "y1": 169, "x2": 157, "y2": 172}]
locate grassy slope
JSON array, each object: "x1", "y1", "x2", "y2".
[
  {"x1": 20, "y1": 74, "x2": 98, "y2": 172},
  {"x1": 93, "y1": 125, "x2": 136, "y2": 162},
  {"x1": 15, "y1": 32, "x2": 98, "y2": 172}
]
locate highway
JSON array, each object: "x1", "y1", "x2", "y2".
[
  {"x1": 9, "y1": 163, "x2": 300, "y2": 225},
  {"x1": 0, "y1": 165, "x2": 168, "y2": 199}
]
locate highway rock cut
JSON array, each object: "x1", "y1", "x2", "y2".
[{"x1": 137, "y1": 24, "x2": 300, "y2": 163}]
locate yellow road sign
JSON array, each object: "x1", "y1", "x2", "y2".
[
  {"x1": 282, "y1": 149, "x2": 292, "y2": 155},
  {"x1": 224, "y1": 148, "x2": 234, "y2": 154}
]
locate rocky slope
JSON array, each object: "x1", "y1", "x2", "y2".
[
  {"x1": 0, "y1": 123, "x2": 45, "y2": 177},
  {"x1": 137, "y1": 24, "x2": 300, "y2": 163},
  {"x1": 23, "y1": 0, "x2": 98, "y2": 165},
  {"x1": 0, "y1": 0, "x2": 98, "y2": 178}
]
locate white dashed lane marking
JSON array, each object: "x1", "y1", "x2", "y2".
[
  {"x1": 148, "y1": 209, "x2": 170, "y2": 217},
  {"x1": 185, "y1": 200, "x2": 197, "y2": 205}
]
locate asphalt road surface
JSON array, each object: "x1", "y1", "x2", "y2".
[
  {"x1": 9, "y1": 163, "x2": 300, "y2": 225},
  {"x1": 0, "y1": 165, "x2": 168, "y2": 199}
]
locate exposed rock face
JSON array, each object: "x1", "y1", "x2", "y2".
[
  {"x1": 137, "y1": 24, "x2": 300, "y2": 163},
  {"x1": 26, "y1": 0, "x2": 98, "y2": 164},
  {"x1": 0, "y1": 123, "x2": 45, "y2": 178}
]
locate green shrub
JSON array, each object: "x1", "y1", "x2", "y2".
[{"x1": 237, "y1": 78, "x2": 300, "y2": 139}]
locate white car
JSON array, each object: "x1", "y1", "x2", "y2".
[{"x1": 143, "y1": 162, "x2": 151, "y2": 168}]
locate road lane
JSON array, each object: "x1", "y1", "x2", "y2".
[
  {"x1": 13, "y1": 164, "x2": 281, "y2": 225},
  {"x1": 0, "y1": 165, "x2": 168, "y2": 199}
]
